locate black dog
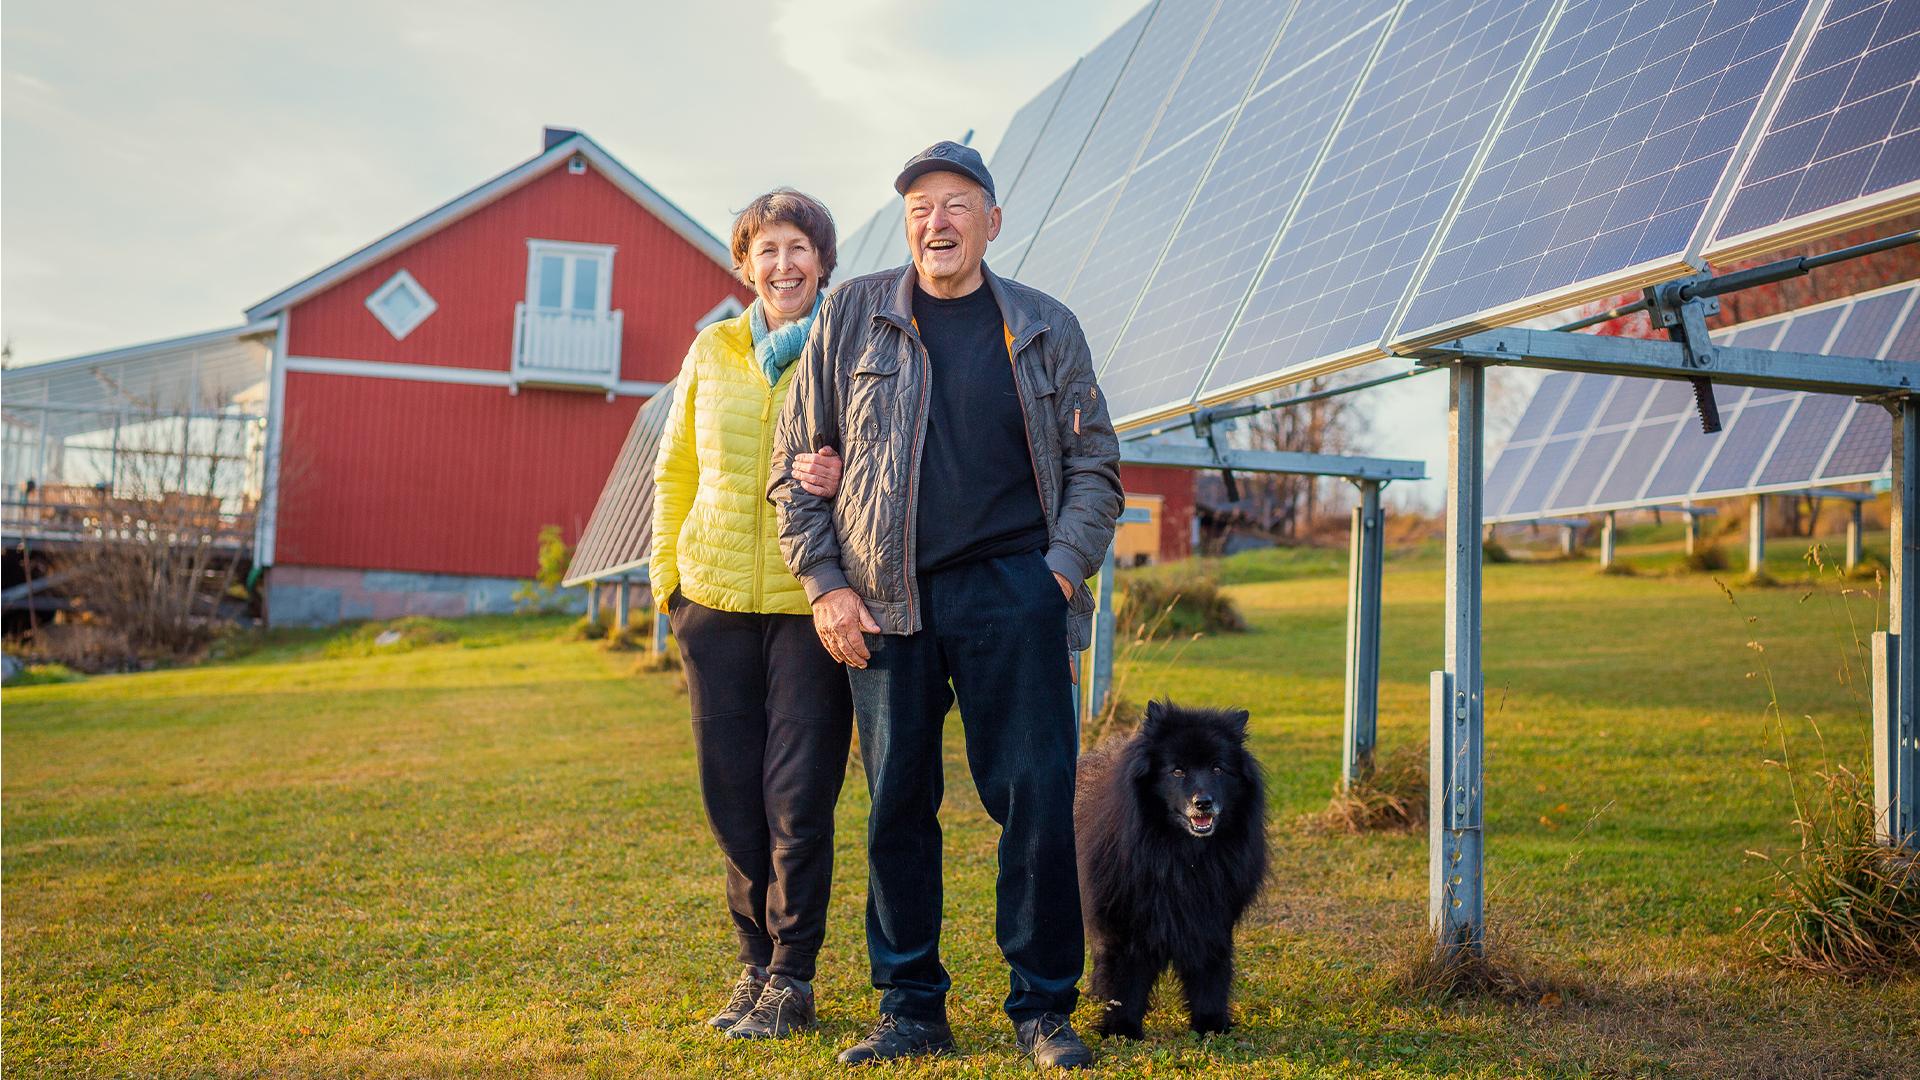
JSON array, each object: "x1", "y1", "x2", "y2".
[{"x1": 1074, "y1": 700, "x2": 1267, "y2": 1038}]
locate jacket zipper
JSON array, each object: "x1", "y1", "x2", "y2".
[
  {"x1": 756, "y1": 379, "x2": 773, "y2": 604},
  {"x1": 903, "y1": 330, "x2": 930, "y2": 631},
  {"x1": 1008, "y1": 331, "x2": 1056, "y2": 535}
]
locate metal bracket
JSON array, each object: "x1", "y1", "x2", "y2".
[
  {"x1": 1189, "y1": 408, "x2": 1242, "y2": 502},
  {"x1": 1645, "y1": 276, "x2": 1723, "y2": 434}
]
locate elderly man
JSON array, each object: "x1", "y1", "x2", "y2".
[{"x1": 769, "y1": 141, "x2": 1122, "y2": 1068}]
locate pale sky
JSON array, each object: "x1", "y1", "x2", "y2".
[{"x1": 2, "y1": 0, "x2": 1484, "y2": 492}]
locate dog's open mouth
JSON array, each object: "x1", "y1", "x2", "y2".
[{"x1": 1184, "y1": 811, "x2": 1216, "y2": 836}]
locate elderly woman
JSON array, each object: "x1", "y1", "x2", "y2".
[{"x1": 650, "y1": 188, "x2": 849, "y2": 1040}]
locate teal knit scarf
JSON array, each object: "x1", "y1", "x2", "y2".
[{"x1": 749, "y1": 293, "x2": 823, "y2": 386}]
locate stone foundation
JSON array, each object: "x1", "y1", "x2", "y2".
[{"x1": 265, "y1": 565, "x2": 571, "y2": 626}]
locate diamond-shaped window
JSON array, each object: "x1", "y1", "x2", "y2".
[{"x1": 365, "y1": 269, "x2": 438, "y2": 340}]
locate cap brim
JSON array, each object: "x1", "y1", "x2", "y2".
[{"x1": 894, "y1": 160, "x2": 991, "y2": 197}]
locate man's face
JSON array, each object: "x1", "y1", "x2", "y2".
[{"x1": 904, "y1": 172, "x2": 1000, "y2": 295}]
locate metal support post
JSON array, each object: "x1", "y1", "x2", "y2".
[
  {"x1": 1431, "y1": 363, "x2": 1486, "y2": 956},
  {"x1": 652, "y1": 608, "x2": 670, "y2": 657},
  {"x1": 614, "y1": 577, "x2": 631, "y2": 632},
  {"x1": 586, "y1": 583, "x2": 600, "y2": 624},
  {"x1": 1083, "y1": 507, "x2": 1152, "y2": 737},
  {"x1": 1601, "y1": 511, "x2": 1616, "y2": 568},
  {"x1": 1875, "y1": 401, "x2": 1917, "y2": 849},
  {"x1": 1560, "y1": 523, "x2": 1575, "y2": 557},
  {"x1": 1343, "y1": 480, "x2": 1386, "y2": 786},
  {"x1": 1748, "y1": 495, "x2": 1767, "y2": 574},
  {"x1": 1684, "y1": 510, "x2": 1699, "y2": 556},
  {"x1": 1848, "y1": 499, "x2": 1863, "y2": 573}
]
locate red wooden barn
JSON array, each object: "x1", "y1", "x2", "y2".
[{"x1": 245, "y1": 128, "x2": 751, "y2": 624}]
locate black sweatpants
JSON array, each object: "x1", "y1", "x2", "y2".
[{"x1": 671, "y1": 593, "x2": 853, "y2": 981}]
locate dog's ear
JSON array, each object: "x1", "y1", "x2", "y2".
[
  {"x1": 1141, "y1": 699, "x2": 1169, "y2": 736},
  {"x1": 1228, "y1": 708, "x2": 1251, "y2": 741}
]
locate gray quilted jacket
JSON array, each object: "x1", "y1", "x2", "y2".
[{"x1": 768, "y1": 262, "x2": 1124, "y2": 652}]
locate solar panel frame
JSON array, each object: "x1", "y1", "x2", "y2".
[
  {"x1": 1705, "y1": 0, "x2": 1920, "y2": 263},
  {"x1": 1390, "y1": 0, "x2": 1826, "y2": 353}
]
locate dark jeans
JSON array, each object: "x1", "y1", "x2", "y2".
[
  {"x1": 848, "y1": 550, "x2": 1083, "y2": 1023},
  {"x1": 671, "y1": 594, "x2": 853, "y2": 981}
]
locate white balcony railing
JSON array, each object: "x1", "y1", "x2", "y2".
[{"x1": 511, "y1": 303, "x2": 623, "y2": 394}]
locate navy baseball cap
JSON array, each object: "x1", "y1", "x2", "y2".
[{"x1": 894, "y1": 141, "x2": 995, "y2": 199}]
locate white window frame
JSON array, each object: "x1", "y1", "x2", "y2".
[
  {"x1": 525, "y1": 239, "x2": 615, "y2": 316},
  {"x1": 364, "y1": 269, "x2": 438, "y2": 340}
]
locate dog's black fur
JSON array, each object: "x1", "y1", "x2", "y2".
[{"x1": 1075, "y1": 700, "x2": 1267, "y2": 1038}]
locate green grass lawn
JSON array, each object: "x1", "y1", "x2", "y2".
[{"x1": 5, "y1": 535, "x2": 1916, "y2": 1077}]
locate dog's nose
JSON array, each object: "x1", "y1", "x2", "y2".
[{"x1": 1192, "y1": 796, "x2": 1215, "y2": 814}]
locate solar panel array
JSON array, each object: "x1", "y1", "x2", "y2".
[
  {"x1": 1483, "y1": 277, "x2": 1919, "y2": 523},
  {"x1": 564, "y1": 383, "x2": 679, "y2": 585},
  {"x1": 831, "y1": 0, "x2": 1917, "y2": 430}
]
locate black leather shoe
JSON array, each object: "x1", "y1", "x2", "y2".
[
  {"x1": 707, "y1": 965, "x2": 767, "y2": 1030},
  {"x1": 726, "y1": 975, "x2": 815, "y2": 1038},
  {"x1": 1015, "y1": 1013, "x2": 1094, "y2": 1069},
  {"x1": 836, "y1": 1014, "x2": 956, "y2": 1065}
]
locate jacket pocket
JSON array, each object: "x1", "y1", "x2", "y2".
[{"x1": 847, "y1": 345, "x2": 900, "y2": 441}]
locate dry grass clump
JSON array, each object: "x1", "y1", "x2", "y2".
[
  {"x1": 567, "y1": 614, "x2": 611, "y2": 641},
  {"x1": 1742, "y1": 764, "x2": 1920, "y2": 979},
  {"x1": 1391, "y1": 924, "x2": 1573, "y2": 1007},
  {"x1": 1308, "y1": 742, "x2": 1429, "y2": 834},
  {"x1": 1683, "y1": 544, "x2": 1729, "y2": 572}
]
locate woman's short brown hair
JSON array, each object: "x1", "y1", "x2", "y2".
[{"x1": 730, "y1": 188, "x2": 838, "y2": 289}]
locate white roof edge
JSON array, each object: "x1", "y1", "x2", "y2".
[
  {"x1": 242, "y1": 132, "x2": 732, "y2": 323},
  {"x1": 4, "y1": 319, "x2": 279, "y2": 378}
]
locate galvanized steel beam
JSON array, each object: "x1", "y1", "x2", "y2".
[
  {"x1": 1119, "y1": 442, "x2": 1425, "y2": 482},
  {"x1": 1414, "y1": 329, "x2": 1919, "y2": 398},
  {"x1": 1877, "y1": 402, "x2": 1919, "y2": 849},
  {"x1": 1432, "y1": 362, "x2": 1486, "y2": 957},
  {"x1": 1748, "y1": 495, "x2": 1767, "y2": 575},
  {"x1": 1343, "y1": 480, "x2": 1385, "y2": 786}
]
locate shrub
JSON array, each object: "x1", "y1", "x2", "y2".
[
  {"x1": 1684, "y1": 544, "x2": 1729, "y2": 572},
  {"x1": 1115, "y1": 572, "x2": 1245, "y2": 640},
  {"x1": 1482, "y1": 538, "x2": 1514, "y2": 563},
  {"x1": 5, "y1": 662, "x2": 85, "y2": 687},
  {"x1": 568, "y1": 614, "x2": 611, "y2": 641},
  {"x1": 1743, "y1": 764, "x2": 1920, "y2": 978},
  {"x1": 513, "y1": 525, "x2": 575, "y2": 614},
  {"x1": 322, "y1": 616, "x2": 457, "y2": 659}
]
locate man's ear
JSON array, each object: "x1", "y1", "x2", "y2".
[{"x1": 986, "y1": 204, "x2": 1002, "y2": 243}]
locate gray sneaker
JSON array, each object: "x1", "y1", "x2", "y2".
[
  {"x1": 726, "y1": 975, "x2": 816, "y2": 1039},
  {"x1": 1015, "y1": 1013, "x2": 1094, "y2": 1069},
  {"x1": 706, "y1": 965, "x2": 768, "y2": 1030}
]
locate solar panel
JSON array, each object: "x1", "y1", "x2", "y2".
[
  {"x1": 989, "y1": 5, "x2": 1153, "y2": 263},
  {"x1": 836, "y1": 207, "x2": 887, "y2": 279},
  {"x1": 1010, "y1": 0, "x2": 1219, "y2": 293},
  {"x1": 988, "y1": 69, "x2": 1076, "y2": 209},
  {"x1": 1709, "y1": 0, "x2": 1920, "y2": 260},
  {"x1": 1139, "y1": 0, "x2": 1295, "y2": 161},
  {"x1": 1096, "y1": 0, "x2": 1401, "y2": 422},
  {"x1": 1485, "y1": 278, "x2": 1920, "y2": 523},
  {"x1": 1395, "y1": 0, "x2": 1817, "y2": 348},
  {"x1": 1197, "y1": 0, "x2": 1560, "y2": 409}
]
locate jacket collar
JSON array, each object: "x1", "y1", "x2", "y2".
[{"x1": 874, "y1": 261, "x2": 1050, "y2": 351}]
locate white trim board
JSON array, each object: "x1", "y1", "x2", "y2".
[
  {"x1": 244, "y1": 132, "x2": 730, "y2": 322},
  {"x1": 283, "y1": 355, "x2": 663, "y2": 398}
]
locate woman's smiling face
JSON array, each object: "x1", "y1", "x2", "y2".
[{"x1": 747, "y1": 220, "x2": 821, "y2": 328}]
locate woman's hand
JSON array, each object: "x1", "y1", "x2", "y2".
[
  {"x1": 794, "y1": 446, "x2": 842, "y2": 498},
  {"x1": 811, "y1": 587, "x2": 879, "y2": 668}
]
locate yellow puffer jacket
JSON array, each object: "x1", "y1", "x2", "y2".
[{"x1": 650, "y1": 311, "x2": 811, "y2": 616}]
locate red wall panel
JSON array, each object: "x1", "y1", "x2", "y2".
[
  {"x1": 286, "y1": 164, "x2": 751, "y2": 384},
  {"x1": 276, "y1": 373, "x2": 645, "y2": 578},
  {"x1": 1119, "y1": 464, "x2": 1195, "y2": 562}
]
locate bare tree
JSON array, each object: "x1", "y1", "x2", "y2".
[
  {"x1": 46, "y1": 402, "x2": 258, "y2": 662},
  {"x1": 1221, "y1": 377, "x2": 1370, "y2": 540}
]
